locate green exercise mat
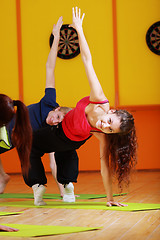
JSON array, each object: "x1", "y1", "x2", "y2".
[
  {"x1": 0, "y1": 200, "x2": 159, "y2": 212},
  {"x1": 0, "y1": 193, "x2": 127, "y2": 199},
  {"x1": 0, "y1": 212, "x2": 23, "y2": 216},
  {"x1": 0, "y1": 224, "x2": 101, "y2": 237}
]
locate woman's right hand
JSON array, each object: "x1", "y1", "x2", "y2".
[{"x1": 69, "y1": 7, "x2": 85, "y2": 32}]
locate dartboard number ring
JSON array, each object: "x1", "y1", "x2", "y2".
[{"x1": 49, "y1": 24, "x2": 80, "y2": 59}]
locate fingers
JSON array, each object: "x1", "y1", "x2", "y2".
[
  {"x1": 72, "y1": 7, "x2": 75, "y2": 18},
  {"x1": 107, "y1": 201, "x2": 128, "y2": 207},
  {"x1": 107, "y1": 201, "x2": 112, "y2": 207},
  {"x1": 58, "y1": 16, "x2": 63, "y2": 23},
  {"x1": 120, "y1": 203, "x2": 128, "y2": 207},
  {"x1": 81, "y1": 13, "x2": 85, "y2": 23},
  {"x1": 9, "y1": 227, "x2": 19, "y2": 232},
  {"x1": 75, "y1": 6, "x2": 78, "y2": 18},
  {"x1": 72, "y1": 7, "x2": 85, "y2": 21},
  {"x1": 52, "y1": 16, "x2": 63, "y2": 35},
  {"x1": 0, "y1": 225, "x2": 19, "y2": 232},
  {"x1": 57, "y1": 16, "x2": 63, "y2": 27}
]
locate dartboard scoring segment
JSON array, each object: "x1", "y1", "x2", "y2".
[{"x1": 49, "y1": 24, "x2": 80, "y2": 59}]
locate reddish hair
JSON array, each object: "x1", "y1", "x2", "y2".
[
  {"x1": 107, "y1": 126, "x2": 137, "y2": 190},
  {"x1": 0, "y1": 94, "x2": 32, "y2": 176}
]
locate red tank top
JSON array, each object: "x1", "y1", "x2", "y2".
[{"x1": 62, "y1": 96, "x2": 109, "y2": 141}]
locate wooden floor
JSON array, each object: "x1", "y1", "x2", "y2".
[{"x1": 0, "y1": 171, "x2": 159, "y2": 240}]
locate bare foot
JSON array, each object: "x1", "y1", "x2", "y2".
[{"x1": 0, "y1": 174, "x2": 10, "y2": 194}]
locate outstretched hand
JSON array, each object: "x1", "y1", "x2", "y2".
[
  {"x1": 107, "y1": 200, "x2": 128, "y2": 207},
  {"x1": 0, "y1": 224, "x2": 19, "y2": 232},
  {"x1": 52, "y1": 16, "x2": 63, "y2": 38},
  {"x1": 69, "y1": 7, "x2": 85, "y2": 32}
]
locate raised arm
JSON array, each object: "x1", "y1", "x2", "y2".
[
  {"x1": 46, "y1": 16, "x2": 63, "y2": 88},
  {"x1": 70, "y1": 7, "x2": 107, "y2": 102}
]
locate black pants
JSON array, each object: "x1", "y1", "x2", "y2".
[
  {"x1": 23, "y1": 149, "x2": 79, "y2": 187},
  {"x1": 55, "y1": 150, "x2": 79, "y2": 184},
  {"x1": 23, "y1": 123, "x2": 91, "y2": 187}
]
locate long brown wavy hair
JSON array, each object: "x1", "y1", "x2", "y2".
[
  {"x1": 0, "y1": 94, "x2": 32, "y2": 176},
  {"x1": 107, "y1": 110, "x2": 137, "y2": 190}
]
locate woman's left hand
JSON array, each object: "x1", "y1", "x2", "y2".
[{"x1": 107, "y1": 200, "x2": 128, "y2": 207}]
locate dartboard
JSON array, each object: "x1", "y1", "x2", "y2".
[
  {"x1": 49, "y1": 24, "x2": 80, "y2": 59},
  {"x1": 146, "y1": 21, "x2": 160, "y2": 55}
]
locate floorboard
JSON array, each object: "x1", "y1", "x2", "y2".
[{"x1": 0, "y1": 171, "x2": 159, "y2": 240}]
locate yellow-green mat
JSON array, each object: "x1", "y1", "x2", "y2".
[
  {"x1": 0, "y1": 224, "x2": 101, "y2": 237},
  {"x1": 0, "y1": 201, "x2": 159, "y2": 211},
  {"x1": 0, "y1": 193, "x2": 127, "y2": 199}
]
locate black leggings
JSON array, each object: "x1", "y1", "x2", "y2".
[
  {"x1": 55, "y1": 150, "x2": 79, "y2": 184},
  {"x1": 23, "y1": 150, "x2": 79, "y2": 187},
  {"x1": 23, "y1": 123, "x2": 90, "y2": 187}
]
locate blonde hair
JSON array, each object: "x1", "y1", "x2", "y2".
[{"x1": 59, "y1": 107, "x2": 72, "y2": 115}]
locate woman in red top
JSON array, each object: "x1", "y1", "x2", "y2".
[
  {"x1": 61, "y1": 7, "x2": 137, "y2": 206},
  {"x1": 27, "y1": 7, "x2": 137, "y2": 207}
]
